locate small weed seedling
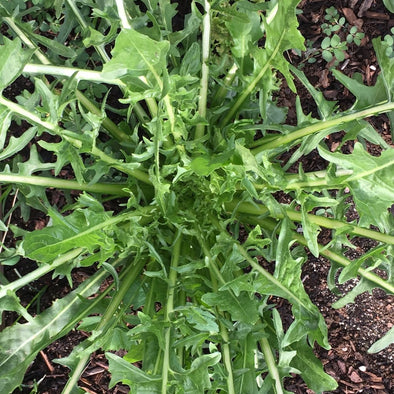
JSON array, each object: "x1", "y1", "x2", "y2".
[
  {"x1": 382, "y1": 27, "x2": 394, "y2": 58},
  {"x1": 305, "y1": 6, "x2": 365, "y2": 66}
]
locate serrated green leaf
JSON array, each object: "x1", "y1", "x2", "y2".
[
  {"x1": 319, "y1": 143, "x2": 394, "y2": 231},
  {"x1": 338, "y1": 245, "x2": 387, "y2": 284},
  {"x1": 38, "y1": 137, "x2": 90, "y2": 184},
  {"x1": 373, "y1": 36, "x2": 394, "y2": 138},
  {"x1": 21, "y1": 207, "x2": 128, "y2": 263},
  {"x1": 226, "y1": 5, "x2": 262, "y2": 73},
  {"x1": 274, "y1": 220, "x2": 329, "y2": 348},
  {"x1": 102, "y1": 28, "x2": 169, "y2": 88},
  {"x1": 233, "y1": 332, "x2": 260, "y2": 394},
  {"x1": 0, "y1": 290, "x2": 33, "y2": 324},
  {"x1": 106, "y1": 352, "x2": 161, "y2": 389},
  {"x1": 290, "y1": 65, "x2": 337, "y2": 119},
  {"x1": 0, "y1": 105, "x2": 12, "y2": 150},
  {"x1": 102, "y1": 261, "x2": 120, "y2": 291},
  {"x1": 202, "y1": 291, "x2": 259, "y2": 325},
  {"x1": 16, "y1": 144, "x2": 55, "y2": 175},
  {"x1": 332, "y1": 278, "x2": 375, "y2": 309},
  {"x1": 291, "y1": 338, "x2": 338, "y2": 392},
  {"x1": 0, "y1": 269, "x2": 105, "y2": 393},
  {"x1": 263, "y1": 0, "x2": 305, "y2": 91},
  {"x1": 0, "y1": 126, "x2": 37, "y2": 161},
  {"x1": 128, "y1": 312, "x2": 167, "y2": 349},
  {"x1": 175, "y1": 305, "x2": 219, "y2": 332},
  {"x1": 190, "y1": 149, "x2": 232, "y2": 176},
  {"x1": 181, "y1": 352, "x2": 222, "y2": 392},
  {"x1": 332, "y1": 69, "x2": 388, "y2": 110},
  {"x1": 0, "y1": 37, "x2": 34, "y2": 91}
]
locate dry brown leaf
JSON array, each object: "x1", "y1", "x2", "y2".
[
  {"x1": 349, "y1": 371, "x2": 363, "y2": 383},
  {"x1": 342, "y1": 8, "x2": 363, "y2": 29}
]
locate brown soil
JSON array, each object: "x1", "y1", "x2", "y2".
[{"x1": 2, "y1": 1, "x2": 393, "y2": 393}]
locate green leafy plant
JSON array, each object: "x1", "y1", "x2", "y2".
[
  {"x1": 304, "y1": 6, "x2": 365, "y2": 65},
  {"x1": 346, "y1": 25, "x2": 365, "y2": 46},
  {"x1": 321, "y1": 33, "x2": 348, "y2": 63},
  {"x1": 383, "y1": 0, "x2": 394, "y2": 13},
  {"x1": 0, "y1": 1, "x2": 393, "y2": 393},
  {"x1": 382, "y1": 27, "x2": 394, "y2": 58},
  {"x1": 321, "y1": 6, "x2": 346, "y2": 36}
]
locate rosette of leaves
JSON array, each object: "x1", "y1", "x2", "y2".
[{"x1": 0, "y1": 1, "x2": 393, "y2": 393}]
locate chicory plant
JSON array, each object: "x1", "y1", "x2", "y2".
[{"x1": 0, "y1": 1, "x2": 393, "y2": 393}]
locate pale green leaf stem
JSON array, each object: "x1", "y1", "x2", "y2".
[
  {"x1": 0, "y1": 174, "x2": 128, "y2": 195},
  {"x1": 6, "y1": 14, "x2": 147, "y2": 140},
  {"x1": 65, "y1": 0, "x2": 110, "y2": 62},
  {"x1": 260, "y1": 337, "x2": 285, "y2": 394},
  {"x1": 221, "y1": 30, "x2": 286, "y2": 126},
  {"x1": 219, "y1": 319, "x2": 236, "y2": 394},
  {"x1": 62, "y1": 257, "x2": 146, "y2": 394},
  {"x1": 0, "y1": 248, "x2": 83, "y2": 299},
  {"x1": 252, "y1": 101, "x2": 394, "y2": 154},
  {"x1": 115, "y1": 0, "x2": 132, "y2": 29},
  {"x1": 195, "y1": 0, "x2": 211, "y2": 140},
  {"x1": 277, "y1": 169, "x2": 353, "y2": 190},
  {"x1": 225, "y1": 200, "x2": 394, "y2": 245},
  {"x1": 23, "y1": 64, "x2": 125, "y2": 86},
  {"x1": 211, "y1": 63, "x2": 238, "y2": 107},
  {"x1": 2, "y1": 17, "x2": 50, "y2": 65},
  {"x1": 161, "y1": 231, "x2": 182, "y2": 393},
  {"x1": 0, "y1": 96, "x2": 151, "y2": 184},
  {"x1": 195, "y1": 231, "x2": 236, "y2": 394},
  {"x1": 240, "y1": 215, "x2": 394, "y2": 295}
]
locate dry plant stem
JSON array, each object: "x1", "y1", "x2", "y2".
[{"x1": 39, "y1": 350, "x2": 54, "y2": 374}]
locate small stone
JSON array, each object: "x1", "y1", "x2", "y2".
[{"x1": 359, "y1": 365, "x2": 367, "y2": 372}]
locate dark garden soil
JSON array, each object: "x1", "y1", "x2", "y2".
[{"x1": 1, "y1": 1, "x2": 393, "y2": 393}]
